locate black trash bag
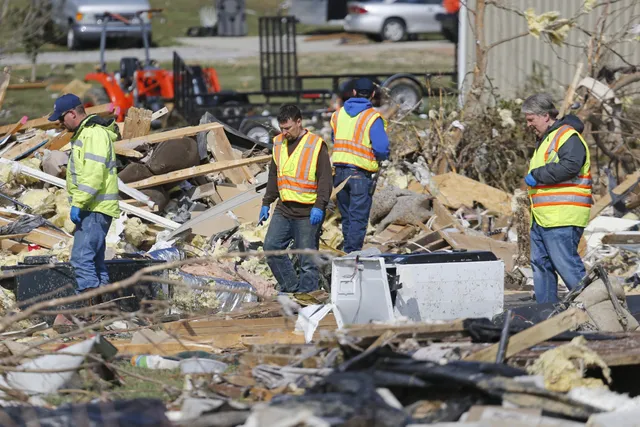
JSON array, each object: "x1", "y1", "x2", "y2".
[
  {"x1": 0, "y1": 214, "x2": 46, "y2": 236},
  {"x1": 0, "y1": 398, "x2": 171, "y2": 427},
  {"x1": 270, "y1": 372, "x2": 410, "y2": 427}
]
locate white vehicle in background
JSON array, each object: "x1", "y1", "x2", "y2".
[
  {"x1": 344, "y1": 0, "x2": 444, "y2": 42},
  {"x1": 48, "y1": 0, "x2": 153, "y2": 50}
]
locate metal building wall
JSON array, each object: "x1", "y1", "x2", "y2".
[{"x1": 462, "y1": 0, "x2": 640, "y2": 98}]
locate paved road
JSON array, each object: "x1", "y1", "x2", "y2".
[{"x1": 0, "y1": 37, "x2": 453, "y2": 66}]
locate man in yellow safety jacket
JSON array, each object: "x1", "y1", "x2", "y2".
[
  {"x1": 331, "y1": 78, "x2": 389, "y2": 253},
  {"x1": 522, "y1": 93, "x2": 592, "y2": 303},
  {"x1": 260, "y1": 104, "x2": 333, "y2": 293},
  {"x1": 49, "y1": 94, "x2": 120, "y2": 298}
]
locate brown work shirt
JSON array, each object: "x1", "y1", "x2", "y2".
[{"x1": 262, "y1": 130, "x2": 333, "y2": 219}]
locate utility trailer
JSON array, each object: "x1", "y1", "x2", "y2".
[{"x1": 174, "y1": 16, "x2": 456, "y2": 144}]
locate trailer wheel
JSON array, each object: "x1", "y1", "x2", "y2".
[
  {"x1": 240, "y1": 121, "x2": 271, "y2": 145},
  {"x1": 83, "y1": 87, "x2": 110, "y2": 108},
  {"x1": 381, "y1": 76, "x2": 423, "y2": 113}
]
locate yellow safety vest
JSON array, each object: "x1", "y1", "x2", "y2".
[
  {"x1": 272, "y1": 131, "x2": 324, "y2": 205},
  {"x1": 528, "y1": 124, "x2": 592, "y2": 228},
  {"x1": 330, "y1": 107, "x2": 381, "y2": 172},
  {"x1": 66, "y1": 115, "x2": 120, "y2": 218}
]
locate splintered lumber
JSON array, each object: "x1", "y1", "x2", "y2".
[
  {"x1": 0, "y1": 67, "x2": 11, "y2": 110},
  {"x1": 590, "y1": 170, "x2": 640, "y2": 221},
  {"x1": 127, "y1": 155, "x2": 271, "y2": 189},
  {"x1": 0, "y1": 217, "x2": 67, "y2": 249},
  {"x1": 122, "y1": 107, "x2": 153, "y2": 139},
  {"x1": 2, "y1": 132, "x2": 49, "y2": 160},
  {"x1": 207, "y1": 127, "x2": 253, "y2": 184},
  {"x1": 39, "y1": 130, "x2": 72, "y2": 154},
  {"x1": 0, "y1": 158, "x2": 180, "y2": 230},
  {"x1": 464, "y1": 308, "x2": 589, "y2": 362},
  {"x1": 1, "y1": 116, "x2": 28, "y2": 141},
  {"x1": 0, "y1": 103, "x2": 114, "y2": 135},
  {"x1": 114, "y1": 122, "x2": 224, "y2": 156}
]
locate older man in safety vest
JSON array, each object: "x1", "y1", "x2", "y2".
[
  {"x1": 49, "y1": 94, "x2": 120, "y2": 300},
  {"x1": 260, "y1": 104, "x2": 332, "y2": 293},
  {"x1": 522, "y1": 93, "x2": 592, "y2": 303},
  {"x1": 331, "y1": 78, "x2": 390, "y2": 254}
]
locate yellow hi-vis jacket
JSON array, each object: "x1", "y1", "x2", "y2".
[
  {"x1": 66, "y1": 115, "x2": 120, "y2": 218},
  {"x1": 272, "y1": 131, "x2": 324, "y2": 205},
  {"x1": 528, "y1": 124, "x2": 592, "y2": 228},
  {"x1": 330, "y1": 107, "x2": 382, "y2": 172}
]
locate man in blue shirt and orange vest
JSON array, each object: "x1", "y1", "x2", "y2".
[
  {"x1": 331, "y1": 78, "x2": 390, "y2": 254},
  {"x1": 522, "y1": 93, "x2": 592, "y2": 303},
  {"x1": 260, "y1": 105, "x2": 333, "y2": 293}
]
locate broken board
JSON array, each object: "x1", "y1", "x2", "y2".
[
  {"x1": 0, "y1": 103, "x2": 114, "y2": 135},
  {"x1": 122, "y1": 107, "x2": 152, "y2": 140},
  {"x1": 206, "y1": 127, "x2": 253, "y2": 184},
  {"x1": 0, "y1": 217, "x2": 68, "y2": 249},
  {"x1": 431, "y1": 172, "x2": 513, "y2": 217}
]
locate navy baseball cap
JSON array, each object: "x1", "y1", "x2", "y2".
[
  {"x1": 354, "y1": 78, "x2": 374, "y2": 92},
  {"x1": 48, "y1": 93, "x2": 82, "y2": 121}
]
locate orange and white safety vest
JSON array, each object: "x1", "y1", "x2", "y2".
[
  {"x1": 330, "y1": 107, "x2": 382, "y2": 172},
  {"x1": 528, "y1": 125, "x2": 592, "y2": 228},
  {"x1": 272, "y1": 131, "x2": 324, "y2": 204}
]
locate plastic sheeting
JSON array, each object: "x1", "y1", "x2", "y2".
[
  {"x1": 0, "y1": 214, "x2": 45, "y2": 236},
  {"x1": 178, "y1": 272, "x2": 258, "y2": 312}
]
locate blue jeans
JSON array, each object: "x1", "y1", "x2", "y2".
[
  {"x1": 70, "y1": 211, "x2": 113, "y2": 293},
  {"x1": 334, "y1": 166, "x2": 373, "y2": 254},
  {"x1": 530, "y1": 222, "x2": 586, "y2": 304},
  {"x1": 263, "y1": 210, "x2": 322, "y2": 293}
]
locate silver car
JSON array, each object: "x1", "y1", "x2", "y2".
[
  {"x1": 49, "y1": 0, "x2": 152, "y2": 50},
  {"x1": 344, "y1": 0, "x2": 444, "y2": 42}
]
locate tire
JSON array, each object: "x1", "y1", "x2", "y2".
[
  {"x1": 381, "y1": 18, "x2": 406, "y2": 42},
  {"x1": 67, "y1": 28, "x2": 81, "y2": 50},
  {"x1": 83, "y1": 87, "x2": 110, "y2": 108},
  {"x1": 240, "y1": 121, "x2": 271, "y2": 145},
  {"x1": 381, "y1": 76, "x2": 423, "y2": 112}
]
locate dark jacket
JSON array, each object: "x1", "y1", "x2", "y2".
[
  {"x1": 262, "y1": 130, "x2": 333, "y2": 219},
  {"x1": 530, "y1": 115, "x2": 587, "y2": 185}
]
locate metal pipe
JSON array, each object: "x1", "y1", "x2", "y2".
[{"x1": 495, "y1": 309, "x2": 513, "y2": 364}]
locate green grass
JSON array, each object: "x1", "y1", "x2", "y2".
[
  {"x1": 0, "y1": 47, "x2": 454, "y2": 126},
  {"x1": 43, "y1": 362, "x2": 184, "y2": 407}
]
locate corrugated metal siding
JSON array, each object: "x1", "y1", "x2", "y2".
[{"x1": 463, "y1": 0, "x2": 640, "y2": 97}]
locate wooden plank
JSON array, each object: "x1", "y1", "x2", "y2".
[
  {"x1": 7, "y1": 82, "x2": 48, "y2": 90},
  {"x1": 342, "y1": 319, "x2": 466, "y2": 339},
  {"x1": 163, "y1": 314, "x2": 336, "y2": 336},
  {"x1": 151, "y1": 107, "x2": 169, "y2": 121},
  {"x1": 207, "y1": 127, "x2": 253, "y2": 184},
  {"x1": 39, "y1": 131, "x2": 72, "y2": 154},
  {"x1": 114, "y1": 122, "x2": 224, "y2": 156},
  {"x1": 2, "y1": 133, "x2": 48, "y2": 160},
  {"x1": 464, "y1": 308, "x2": 589, "y2": 362},
  {"x1": 590, "y1": 171, "x2": 640, "y2": 221},
  {"x1": 127, "y1": 155, "x2": 271, "y2": 189},
  {"x1": 0, "y1": 67, "x2": 11, "y2": 110},
  {"x1": 0, "y1": 233, "x2": 28, "y2": 241},
  {"x1": 0, "y1": 116, "x2": 28, "y2": 142},
  {"x1": 0, "y1": 103, "x2": 114, "y2": 135},
  {"x1": 0, "y1": 217, "x2": 67, "y2": 249},
  {"x1": 0, "y1": 158, "x2": 180, "y2": 230},
  {"x1": 443, "y1": 231, "x2": 517, "y2": 271},
  {"x1": 122, "y1": 107, "x2": 153, "y2": 140}
]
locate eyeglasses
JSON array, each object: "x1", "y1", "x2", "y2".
[{"x1": 58, "y1": 109, "x2": 73, "y2": 123}]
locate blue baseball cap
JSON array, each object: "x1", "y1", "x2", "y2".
[
  {"x1": 354, "y1": 78, "x2": 374, "y2": 92},
  {"x1": 48, "y1": 93, "x2": 82, "y2": 121}
]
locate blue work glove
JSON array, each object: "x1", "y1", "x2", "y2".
[
  {"x1": 70, "y1": 206, "x2": 82, "y2": 225},
  {"x1": 310, "y1": 208, "x2": 324, "y2": 225},
  {"x1": 525, "y1": 173, "x2": 537, "y2": 187},
  {"x1": 258, "y1": 206, "x2": 270, "y2": 224}
]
